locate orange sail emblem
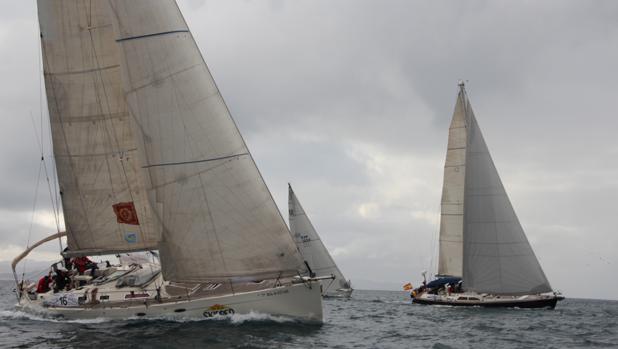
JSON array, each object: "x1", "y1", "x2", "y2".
[{"x1": 112, "y1": 202, "x2": 140, "y2": 225}]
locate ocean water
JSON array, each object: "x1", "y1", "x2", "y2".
[{"x1": 0, "y1": 280, "x2": 616, "y2": 348}]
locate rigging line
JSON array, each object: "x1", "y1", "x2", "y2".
[
  {"x1": 35, "y1": 1, "x2": 62, "y2": 253},
  {"x1": 35, "y1": 110, "x2": 62, "y2": 250},
  {"x1": 29, "y1": 107, "x2": 59, "y2": 237},
  {"x1": 33, "y1": 12, "x2": 62, "y2": 251},
  {"x1": 22, "y1": 160, "x2": 44, "y2": 278},
  {"x1": 29, "y1": 111, "x2": 43, "y2": 155}
]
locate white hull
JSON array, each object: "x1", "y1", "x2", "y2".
[{"x1": 18, "y1": 282, "x2": 323, "y2": 322}]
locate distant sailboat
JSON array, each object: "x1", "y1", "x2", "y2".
[
  {"x1": 288, "y1": 184, "x2": 353, "y2": 298},
  {"x1": 12, "y1": 0, "x2": 326, "y2": 321},
  {"x1": 411, "y1": 82, "x2": 563, "y2": 308}
]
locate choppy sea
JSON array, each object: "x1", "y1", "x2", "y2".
[{"x1": 0, "y1": 280, "x2": 616, "y2": 348}]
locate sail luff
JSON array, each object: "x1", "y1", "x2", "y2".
[
  {"x1": 437, "y1": 85, "x2": 467, "y2": 277},
  {"x1": 38, "y1": 0, "x2": 160, "y2": 255},
  {"x1": 107, "y1": 0, "x2": 304, "y2": 282},
  {"x1": 459, "y1": 84, "x2": 552, "y2": 295}
]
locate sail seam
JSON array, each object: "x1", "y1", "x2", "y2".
[
  {"x1": 116, "y1": 29, "x2": 189, "y2": 42},
  {"x1": 45, "y1": 64, "x2": 119, "y2": 76},
  {"x1": 51, "y1": 111, "x2": 129, "y2": 123},
  {"x1": 142, "y1": 153, "x2": 249, "y2": 168},
  {"x1": 55, "y1": 148, "x2": 138, "y2": 158}
]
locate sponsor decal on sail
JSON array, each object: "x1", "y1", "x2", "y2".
[
  {"x1": 124, "y1": 232, "x2": 138, "y2": 244},
  {"x1": 112, "y1": 202, "x2": 140, "y2": 225}
]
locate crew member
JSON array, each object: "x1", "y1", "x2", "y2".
[
  {"x1": 73, "y1": 256, "x2": 98, "y2": 276},
  {"x1": 36, "y1": 272, "x2": 51, "y2": 293}
]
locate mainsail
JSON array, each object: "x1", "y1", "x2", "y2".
[
  {"x1": 288, "y1": 185, "x2": 350, "y2": 295},
  {"x1": 107, "y1": 0, "x2": 305, "y2": 283},
  {"x1": 439, "y1": 83, "x2": 552, "y2": 295},
  {"x1": 38, "y1": 0, "x2": 160, "y2": 256}
]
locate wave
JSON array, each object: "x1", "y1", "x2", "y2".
[
  {"x1": 0, "y1": 309, "x2": 109, "y2": 324},
  {"x1": 122, "y1": 311, "x2": 299, "y2": 325},
  {"x1": 0, "y1": 308, "x2": 301, "y2": 326}
]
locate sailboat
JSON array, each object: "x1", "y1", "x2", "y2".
[
  {"x1": 288, "y1": 184, "x2": 353, "y2": 298},
  {"x1": 11, "y1": 0, "x2": 326, "y2": 321},
  {"x1": 411, "y1": 82, "x2": 564, "y2": 308}
]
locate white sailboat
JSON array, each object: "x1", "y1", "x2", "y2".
[
  {"x1": 12, "y1": 0, "x2": 325, "y2": 322},
  {"x1": 288, "y1": 184, "x2": 353, "y2": 298},
  {"x1": 411, "y1": 82, "x2": 564, "y2": 308}
]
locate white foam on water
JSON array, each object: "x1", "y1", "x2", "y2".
[
  {"x1": 1, "y1": 306, "x2": 300, "y2": 325},
  {"x1": 124, "y1": 311, "x2": 298, "y2": 324},
  {"x1": 228, "y1": 311, "x2": 297, "y2": 324},
  {"x1": 0, "y1": 309, "x2": 110, "y2": 324}
]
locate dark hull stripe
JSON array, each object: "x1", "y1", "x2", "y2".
[{"x1": 412, "y1": 297, "x2": 559, "y2": 309}]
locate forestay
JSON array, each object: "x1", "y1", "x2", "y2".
[
  {"x1": 38, "y1": 0, "x2": 160, "y2": 256},
  {"x1": 108, "y1": 0, "x2": 305, "y2": 283},
  {"x1": 458, "y1": 85, "x2": 552, "y2": 295},
  {"x1": 288, "y1": 185, "x2": 350, "y2": 295}
]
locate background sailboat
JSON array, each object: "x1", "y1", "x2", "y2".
[
  {"x1": 412, "y1": 82, "x2": 563, "y2": 308},
  {"x1": 288, "y1": 184, "x2": 353, "y2": 298},
  {"x1": 13, "y1": 0, "x2": 323, "y2": 321}
]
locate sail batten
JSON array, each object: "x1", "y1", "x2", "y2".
[{"x1": 108, "y1": 0, "x2": 304, "y2": 282}]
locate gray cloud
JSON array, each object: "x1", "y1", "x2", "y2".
[{"x1": 0, "y1": 1, "x2": 616, "y2": 300}]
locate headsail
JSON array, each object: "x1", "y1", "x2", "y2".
[
  {"x1": 456, "y1": 83, "x2": 552, "y2": 295},
  {"x1": 38, "y1": 0, "x2": 160, "y2": 256},
  {"x1": 437, "y1": 87, "x2": 467, "y2": 277},
  {"x1": 288, "y1": 185, "x2": 350, "y2": 295},
  {"x1": 108, "y1": 0, "x2": 305, "y2": 283}
]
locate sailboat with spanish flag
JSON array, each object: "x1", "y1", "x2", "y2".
[
  {"x1": 409, "y1": 82, "x2": 564, "y2": 308},
  {"x1": 12, "y1": 0, "x2": 327, "y2": 321}
]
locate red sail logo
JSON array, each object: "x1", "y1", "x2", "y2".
[{"x1": 112, "y1": 202, "x2": 140, "y2": 225}]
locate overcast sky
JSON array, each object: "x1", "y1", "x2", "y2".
[{"x1": 0, "y1": 0, "x2": 617, "y2": 300}]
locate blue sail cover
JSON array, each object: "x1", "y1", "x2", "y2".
[{"x1": 426, "y1": 277, "x2": 462, "y2": 289}]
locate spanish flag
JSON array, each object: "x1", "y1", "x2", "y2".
[{"x1": 403, "y1": 282, "x2": 413, "y2": 291}]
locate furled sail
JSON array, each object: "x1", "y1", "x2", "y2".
[
  {"x1": 456, "y1": 83, "x2": 552, "y2": 295},
  {"x1": 288, "y1": 185, "x2": 350, "y2": 295},
  {"x1": 38, "y1": 0, "x2": 160, "y2": 256},
  {"x1": 437, "y1": 89, "x2": 467, "y2": 277},
  {"x1": 108, "y1": 0, "x2": 305, "y2": 283}
]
